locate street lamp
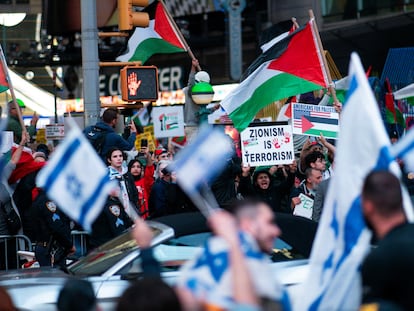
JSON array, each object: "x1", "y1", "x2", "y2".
[{"x1": 0, "y1": 14, "x2": 26, "y2": 27}]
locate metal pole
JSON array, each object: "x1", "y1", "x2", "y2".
[
  {"x1": 53, "y1": 69, "x2": 58, "y2": 123},
  {"x1": 81, "y1": 0, "x2": 100, "y2": 128}
]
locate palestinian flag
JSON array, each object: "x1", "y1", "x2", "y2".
[
  {"x1": 385, "y1": 93, "x2": 405, "y2": 128},
  {"x1": 221, "y1": 19, "x2": 329, "y2": 132},
  {"x1": 0, "y1": 60, "x2": 9, "y2": 93},
  {"x1": 276, "y1": 102, "x2": 292, "y2": 121},
  {"x1": 116, "y1": 1, "x2": 186, "y2": 64},
  {"x1": 171, "y1": 136, "x2": 187, "y2": 149},
  {"x1": 384, "y1": 78, "x2": 405, "y2": 128}
]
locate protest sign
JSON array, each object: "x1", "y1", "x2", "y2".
[
  {"x1": 293, "y1": 193, "x2": 314, "y2": 219},
  {"x1": 292, "y1": 103, "x2": 339, "y2": 139},
  {"x1": 240, "y1": 122, "x2": 294, "y2": 167},
  {"x1": 152, "y1": 106, "x2": 185, "y2": 138},
  {"x1": 0, "y1": 131, "x2": 13, "y2": 153},
  {"x1": 45, "y1": 124, "x2": 65, "y2": 140}
]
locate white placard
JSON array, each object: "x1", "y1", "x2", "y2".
[
  {"x1": 293, "y1": 193, "x2": 314, "y2": 219},
  {"x1": 46, "y1": 124, "x2": 65, "y2": 140},
  {"x1": 1, "y1": 131, "x2": 13, "y2": 153},
  {"x1": 240, "y1": 123, "x2": 294, "y2": 167},
  {"x1": 292, "y1": 103, "x2": 339, "y2": 139},
  {"x1": 152, "y1": 106, "x2": 185, "y2": 138}
]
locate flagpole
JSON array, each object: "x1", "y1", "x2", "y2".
[
  {"x1": 159, "y1": 0, "x2": 202, "y2": 71},
  {"x1": 308, "y1": 10, "x2": 340, "y2": 107},
  {"x1": 0, "y1": 43, "x2": 26, "y2": 133},
  {"x1": 185, "y1": 187, "x2": 218, "y2": 218}
]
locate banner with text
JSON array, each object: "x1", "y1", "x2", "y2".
[
  {"x1": 292, "y1": 103, "x2": 339, "y2": 139},
  {"x1": 240, "y1": 123, "x2": 294, "y2": 167},
  {"x1": 152, "y1": 106, "x2": 185, "y2": 138},
  {"x1": 45, "y1": 124, "x2": 65, "y2": 140}
]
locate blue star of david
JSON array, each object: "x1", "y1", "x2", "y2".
[
  {"x1": 66, "y1": 174, "x2": 83, "y2": 198},
  {"x1": 239, "y1": 233, "x2": 263, "y2": 260},
  {"x1": 193, "y1": 244, "x2": 228, "y2": 282}
]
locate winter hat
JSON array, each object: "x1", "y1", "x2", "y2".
[
  {"x1": 195, "y1": 71, "x2": 210, "y2": 83},
  {"x1": 252, "y1": 167, "x2": 272, "y2": 183}
]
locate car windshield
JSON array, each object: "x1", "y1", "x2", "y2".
[
  {"x1": 66, "y1": 213, "x2": 314, "y2": 276},
  {"x1": 67, "y1": 222, "x2": 170, "y2": 276}
]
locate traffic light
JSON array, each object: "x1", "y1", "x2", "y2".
[
  {"x1": 120, "y1": 65, "x2": 159, "y2": 102},
  {"x1": 118, "y1": 0, "x2": 150, "y2": 31}
]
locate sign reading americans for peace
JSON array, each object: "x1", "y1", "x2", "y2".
[
  {"x1": 292, "y1": 103, "x2": 339, "y2": 139},
  {"x1": 240, "y1": 123, "x2": 294, "y2": 167}
]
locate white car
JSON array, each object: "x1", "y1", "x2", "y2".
[{"x1": 0, "y1": 212, "x2": 315, "y2": 310}]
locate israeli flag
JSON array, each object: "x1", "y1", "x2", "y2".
[
  {"x1": 392, "y1": 129, "x2": 414, "y2": 180},
  {"x1": 178, "y1": 232, "x2": 290, "y2": 310},
  {"x1": 295, "y1": 53, "x2": 413, "y2": 310},
  {"x1": 173, "y1": 126, "x2": 233, "y2": 194},
  {"x1": 36, "y1": 124, "x2": 117, "y2": 231}
]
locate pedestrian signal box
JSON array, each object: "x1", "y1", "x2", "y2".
[{"x1": 120, "y1": 65, "x2": 159, "y2": 102}]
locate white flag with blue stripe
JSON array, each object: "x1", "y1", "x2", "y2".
[
  {"x1": 36, "y1": 123, "x2": 117, "y2": 231},
  {"x1": 391, "y1": 129, "x2": 414, "y2": 180},
  {"x1": 173, "y1": 125, "x2": 233, "y2": 196},
  {"x1": 178, "y1": 232, "x2": 290, "y2": 310},
  {"x1": 294, "y1": 52, "x2": 413, "y2": 310}
]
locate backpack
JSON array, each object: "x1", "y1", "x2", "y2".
[{"x1": 86, "y1": 126, "x2": 108, "y2": 157}]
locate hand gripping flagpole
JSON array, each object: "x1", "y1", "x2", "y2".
[
  {"x1": 158, "y1": 0, "x2": 202, "y2": 71},
  {"x1": 0, "y1": 43, "x2": 27, "y2": 135}
]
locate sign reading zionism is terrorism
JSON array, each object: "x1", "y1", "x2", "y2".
[{"x1": 240, "y1": 122, "x2": 294, "y2": 167}]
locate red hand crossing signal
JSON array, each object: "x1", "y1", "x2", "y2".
[{"x1": 120, "y1": 66, "x2": 159, "y2": 102}]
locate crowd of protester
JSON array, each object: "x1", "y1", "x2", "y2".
[
  {"x1": 1, "y1": 102, "x2": 338, "y2": 266},
  {"x1": 3, "y1": 94, "x2": 414, "y2": 311}
]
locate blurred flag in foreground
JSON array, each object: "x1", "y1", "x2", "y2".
[
  {"x1": 391, "y1": 127, "x2": 414, "y2": 184},
  {"x1": 36, "y1": 123, "x2": 117, "y2": 231},
  {"x1": 295, "y1": 53, "x2": 413, "y2": 310},
  {"x1": 178, "y1": 231, "x2": 289, "y2": 310},
  {"x1": 173, "y1": 126, "x2": 233, "y2": 198}
]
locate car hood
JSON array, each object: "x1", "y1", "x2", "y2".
[
  {"x1": 0, "y1": 268, "x2": 72, "y2": 311},
  {"x1": 0, "y1": 267, "x2": 69, "y2": 284}
]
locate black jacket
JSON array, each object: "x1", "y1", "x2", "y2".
[
  {"x1": 89, "y1": 197, "x2": 133, "y2": 249},
  {"x1": 361, "y1": 223, "x2": 414, "y2": 311},
  {"x1": 33, "y1": 191, "x2": 72, "y2": 251},
  {"x1": 238, "y1": 171, "x2": 294, "y2": 213}
]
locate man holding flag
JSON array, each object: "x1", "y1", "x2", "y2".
[{"x1": 177, "y1": 198, "x2": 290, "y2": 310}]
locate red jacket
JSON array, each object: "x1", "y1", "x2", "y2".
[{"x1": 134, "y1": 165, "x2": 154, "y2": 219}]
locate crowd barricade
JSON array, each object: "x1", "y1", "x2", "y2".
[
  {"x1": 71, "y1": 230, "x2": 90, "y2": 258},
  {"x1": 0, "y1": 234, "x2": 33, "y2": 271}
]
